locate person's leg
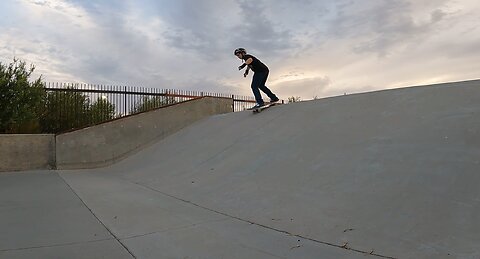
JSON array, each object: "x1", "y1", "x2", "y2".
[
  {"x1": 251, "y1": 73, "x2": 265, "y2": 105},
  {"x1": 257, "y1": 71, "x2": 278, "y2": 101}
]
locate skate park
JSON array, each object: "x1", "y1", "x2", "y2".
[{"x1": 1, "y1": 79, "x2": 479, "y2": 258}]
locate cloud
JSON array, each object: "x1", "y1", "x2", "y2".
[
  {"x1": 24, "y1": 0, "x2": 95, "y2": 28},
  {"x1": 322, "y1": 0, "x2": 455, "y2": 57},
  {"x1": 2, "y1": 0, "x2": 178, "y2": 87},
  {"x1": 272, "y1": 75, "x2": 331, "y2": 99},
  {"x1": 124, "y1": 0, "x2": 242, "y2": 58},
  {"x1": 1, "y1": 0, "x2": 479, "y2": 101},
  {"x1": 231, "y1": 0, "x2": 296, "y2": 55}
]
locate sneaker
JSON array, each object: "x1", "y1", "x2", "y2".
[
  {"x1": 248, "y1": 103, "x2": 265, "y2": 110},
  {"x1": 269, "y1": 97, "x2": 280, "y2": 103},
  {"x1": 252, "y1": 103, "x2": 265, "y2": 109}
]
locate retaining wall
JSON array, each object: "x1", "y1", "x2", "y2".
[
  {"x1": 0, "y1": 134, "x2": 56, "y2": 171},
  {"x1": 0, "y1": 97, "x2": 233, "y2": 172},
  {"x1": 55, "y1": 97, "x2": 233, "y2": 169}
]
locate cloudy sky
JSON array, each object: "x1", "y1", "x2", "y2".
[{"x1": 1, "y1": 0, "x2": 479, "y2": 100}]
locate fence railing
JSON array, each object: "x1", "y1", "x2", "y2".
[{"x1": 42, "y1": 83, "x2": 259, "y2": 133}]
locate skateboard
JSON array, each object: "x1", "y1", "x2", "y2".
[{"x1": 252, "y1": 102, "x2": 280, "y2": 113}]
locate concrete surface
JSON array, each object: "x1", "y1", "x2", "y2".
[
  {"x1": 0, "y1": 134, "x2": 55, "y2": 171},
  {"x1": 56, "y1": 96, "x2": 233, "y2": 170},
  {"x1": 1, "y1": 79, "x2": 480, "y2": 258},
  {"x1": 0, "y1": 171, "x2": 132, "y2": 259}
]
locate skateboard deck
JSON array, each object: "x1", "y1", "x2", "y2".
[{"x1": 252, "y1": 102, "x2": 280, "y2": 113}]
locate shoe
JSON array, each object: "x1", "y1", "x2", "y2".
[
  {"x1": 248, "y1": 103, "x2": 266, "y2": 110},
  {"x1": 269, "y1": 97, "x2": 280, "y2": 103}
]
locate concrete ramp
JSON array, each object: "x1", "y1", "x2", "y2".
[{"x1": 2, "y1": 80, "x2": 480, "y2": 258}]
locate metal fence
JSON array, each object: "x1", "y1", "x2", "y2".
[{"x1": 42, "y1": 83, "x2": 259, "y2": 133}]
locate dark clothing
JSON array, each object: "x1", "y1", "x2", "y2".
[
  {"x1": 251, "y1": 70, "x2": 277, "y2": 105},
  {"x1": 241, "y1": 53, "x2": 277, "y2": 105},
  {"x1": 242, "y1": 54, "x2": 269, "y2": 73}
]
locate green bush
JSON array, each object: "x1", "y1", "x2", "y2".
[
  {"x1": 0, "y1": 58, "x2": 46, "y2": 133},
  {"x1": 1, "y1": 58, "x2": 118, "y2": 134}
]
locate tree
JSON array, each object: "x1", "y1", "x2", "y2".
[
  {"x1": 0, "y1": 58, "x2": 47, "y2": 133},
  {"x1": 89, "y1": 97, "x2": 116, "y2": 124},
  {"x1": 132, "y1": 95, "x2": 176, "y2": 114},
  {"x1": 41, "y1": 88, "x2": 91, "y2": 133}
]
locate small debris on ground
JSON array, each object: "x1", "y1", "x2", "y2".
[{"x1": 290, "y1": 245, "x2": 303, "y2": 250}]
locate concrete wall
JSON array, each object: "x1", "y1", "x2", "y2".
[
  {"x1": 56, "y1": 97, "x2": 233, "y2": 169},
  {"x1": 0, "y1": 134, "x2": 56, "y2": 172}
]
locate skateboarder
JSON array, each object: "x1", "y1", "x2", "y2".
[{"x1": 234, "y1": 48, "x2": 279, "y2": 109}]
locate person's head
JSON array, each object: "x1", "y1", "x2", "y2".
[{"x1": 234, "y1": 48, "x2": 246, "y2": 59}]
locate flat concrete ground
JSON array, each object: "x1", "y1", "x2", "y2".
[
  {"x1": 0, "y1": 170, "x2": 364, "y2": 259},
  {"x1": 1, "y1": 80, "x2": 480, "y2": 258},
  {"x1": 0, "y1": 171, "x2": 132, "y2": 259}
]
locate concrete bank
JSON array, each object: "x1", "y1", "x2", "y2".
[
  {"x1": 0, "y1": 97, "x2": 233, "y2": 172},
  {"x1": 55, "y1": 96, "x2": 233, "y2": 170}
]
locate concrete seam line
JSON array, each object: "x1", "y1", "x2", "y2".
[
  {"x1": 57, "y1": 173, "x2": 137, "y2": 259},
  {"x1": 0, "y1": 237, "x2": 114, "y2": 252},
  {"x1": 132, "y1": 181, "x2": 397, "y2": 259},
  {"x1": 53, "y1": 134, "x2": 57, "y2": 170},
  {"x1": 120, "y1": 218, "x2": 231, "y2": 240}
]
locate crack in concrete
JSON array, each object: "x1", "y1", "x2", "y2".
[
  {"x1": 58, "y1": 173, "x2": 137, "y2": 259},
  {"x1": 120, "y1": 217, "x2": 230, "y2": 240},
  {"x1": 133, "y1": 181, "x2": 397, "y2": 259},
  {"x1": 0, "y1": 237, "x2": 114, "y2": 252}
]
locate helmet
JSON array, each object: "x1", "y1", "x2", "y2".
[{"x1": 234, "y1": 48, "x2": 246, "y2": 56}]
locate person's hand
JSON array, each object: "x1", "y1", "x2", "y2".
[
  {"x1": 238, "y1": 63, "x2": 246, "y2": 70},
  {"x1": 244, "y1": 71, "x2": 249, "y2": 77}
]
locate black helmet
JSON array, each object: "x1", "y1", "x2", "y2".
[{"x1": 234, "y1": 48, "x2": 246, "y2": 56}]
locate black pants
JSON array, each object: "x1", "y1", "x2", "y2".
[{"x1": 251, "y1": 70, "x2": 277, "y2": 105}]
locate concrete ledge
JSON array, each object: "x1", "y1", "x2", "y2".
[
  {"x1": 56, "y1": 97, "x2": 233, "y2": 169},
  {"x1": 0, "y1": 134, "x2": 56, "y2": 172}
]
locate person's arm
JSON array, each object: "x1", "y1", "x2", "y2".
[
  {"x1": 238, "y1": 57, "x2": 253, "y2": 70},
  {"x1": 244, "y1": 66, "x2": 250, "y2": 77}
]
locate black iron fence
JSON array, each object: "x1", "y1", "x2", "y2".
[{"x1": 42, "y1": 83, "x2": 259, "y2": 133}]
